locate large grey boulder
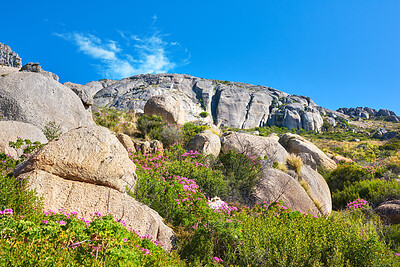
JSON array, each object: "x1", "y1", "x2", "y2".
[
  {"x1": 375, "y1": 200, "x2": 400, "y2": 224},
  {"x1": 255, "y1": 167, "x2": 320, "y2": 215},
  {"x1": 14, "y1": 125, "x2": 136, "y2": 193},
  {"x1": 0, "y1": 43, "x2": 21, "y2": 68},
  {"x1": 187, "y1": 130, "x2": 221, "y2": 158},
  {"x1": 221, "y1": 131, "x2": 288, "y2": 163},
  {"x1": 14, "y1": 124, "x2": 175, "y2": 251},
  {"x1": 0, "y1": 121, "x2": 47, "y2": 158},
  {"x1": 144, "y1": 95, "x2": 186, "y2": 124},
  {"x1": 0, "y1": 71, "x2": 94, "y2": 132},
  {"x1": 17, "y1": 169, "x2": 175, "y2": 251},
  {"x1": 279, "y1": 133, "x2": 337, "y2": 170}
]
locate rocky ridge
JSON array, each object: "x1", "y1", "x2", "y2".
[
  {"x1": 0, "y1": 43, "x2": 22, "y2": 68},
  {"x1": 337, "y1": 107, "x2": 400, "y2": 122},
  {"x1": 91, "y1": 74, "x2": 329, "y2": 131}
]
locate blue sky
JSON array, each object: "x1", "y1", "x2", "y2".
[{"x1": 2, "y1": 0, "x2": 399, "y2": 114}]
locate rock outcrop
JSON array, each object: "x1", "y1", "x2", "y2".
[
  {"x1": 14, "y1": 125, "x2": 136, "y2": 193},
  {"x1": 0, "y1": 71, "x2": 94, "y2": 132},
  {"x1": 221, "y1": 131, "x2": 288, "y2": 163},
  {"x1": 63, "y1": 82, "x2": 93, "y2": 108},
  {"x1": 255, "y1": 168, "x2": 320, "y2": 215},
  {"x1": 375, "y1": 200, "x2": 400, "y2": 224},
  {"x1": 144, "y1": 95, "x2": 186, "y2": 125},
  {"x1": 221, "y1": 132, "x2": 332, "y2": 215},
  {"x1": 0, "y1": 43, "x2": 21, "y2": 68},
  {"x1": 0, "y1": 121, "x2": 47, "y2": 158},
  {"x1": 337, "y1": 107, "x2": 400, "y2": 122},
  {"x1": 279, "y1": 133, "x2": 337, "y2": 170},
  {"x1": 187, "y1": 130, "x2": 221, "y2": 158},
  {"x1": 14, "y1": 125, "x2": 175, "y2": 250},
  {"x1": 20, "y1": 62, "x2": 59, "y2": 81},
  {"x1": 92, "y1": 74, "x2": 325, "y2": 131}
]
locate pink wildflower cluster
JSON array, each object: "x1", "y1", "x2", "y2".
[
  {"x1": 130, "y1": 228, "x2": 164, "y2": 247},
  {"x1": 181, "y1": 150, "x2": 200, "y2": 158},
  {"x1": 213, "y1": 256, "x2": 224, "y2": 263},
  {"x1": 209, "y1": 200, "x2": 238, "y2": 215},
  {"x1": 0, "y1": 208, "x2": 13, "y2": 215},
  {"x1": 347, "y1": 199, "x2": 369, "y2": 210},
  {"x1": 174, "y1": 175, "x2": 199, "y2": 193}
]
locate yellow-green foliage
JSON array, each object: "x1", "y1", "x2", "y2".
[
  {"x1": 286, "y1": 154, "x2": 303, "y2": 176},
  {"x1": 274, "y1": 162, "x2": 288, "y2": 173},
  {"x1": 93, "y1": 107, "x2": 137, "y2": 136},
  {"x1": 299, "y1": 179, "x2": 310, "y2": 194}
]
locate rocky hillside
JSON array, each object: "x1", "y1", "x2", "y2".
[
  {"x1": 0, "y1": 43, "x2": 22, "y2": 68},
  {"x1": 337, "y1": 106, "x2": 400, "y2": 122},
  {"x1": 89, "y1": 74, "x2": 328, "y2": 132}
]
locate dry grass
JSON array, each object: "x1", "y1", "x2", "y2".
[
  {"x1": 275, "y1": 162, "x2": 288, "y2": 173},
  {"x1": 286, "y1": 154, "x2": 303, "y2": 176},
  {"x1": 299, "y1": 179, "x2": 310, "y2": 194}
]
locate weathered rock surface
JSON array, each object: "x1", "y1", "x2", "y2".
[
  {"x1": 0, "y1": 121, "x2": 47, "y2": 158},
  {"x1": 221, "y1": 131, "x2": 288, "y2": 163},
  {"x1": 93, "y1": 73, "x2": 325, "y2": 131},
  {"x1": 337, "y1": 106, "x2": 400, "y2": 122},
  {"x1": 14, "y1": 125, "x2": 136, "y2": 193},
  {"x1": 20, "y1": 62, "x2": 59, "y2": 81},
  {"x1": 144, "y1": 95, "x2": 186, "y2": 124},
  {"x1": 117, "y1": 133, "x2": 136, "y2": 153},
  {"x1": 375, "y1": 200, "x2": 400, "y2": 224},
  {"x1": 187, "y1": 130, "x2": 221, "y2": 158},
  {"x1": 134, "y1": 140, "x2": 164, "y2": 155},
  {"x1": 0, "y1": 43, "x2": 21, "y2": 68},
  {"x1": 14, "y1": 125, "x2": 175, "y2": 250},
  {"x1": 255, "y1": 167, "x2": 319, "y2": 215},
  {"x1": 17, "y1": 170, "x2": 175, "y2": 251},
  {"x1": 0, "y1": 71, "x2": 94, "y2": 132},
  {"x1": 279, "y1": 133, "x2": 337, "y2": 170},
  {"x1": 300, "y1": 165, "x2": 332, "y2": 215},
  {"x1": 63, "y1": 82, "x2": 93, "y2": 107}
]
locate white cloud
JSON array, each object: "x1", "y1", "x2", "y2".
[{"x1": 55, "y1": 28, "x2": 189, "y2": 79}]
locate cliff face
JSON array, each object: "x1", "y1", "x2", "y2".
[
  {"x1": 0, "y1": 43, "x2": 22, "y2": 68},
  {"x1": 92, "y1": 73, "x2": 325, "y2": 131}
]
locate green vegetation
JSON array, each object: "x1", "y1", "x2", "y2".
[
  {"x1": 199, "y1": 111, "x2": 209, "y2": 118},
  {"x1": 3, "y1": 108, "x2": 400, "y2": 265},
  {"x1": 42, "y1": 121, "x2": 62, "y2": 141}
]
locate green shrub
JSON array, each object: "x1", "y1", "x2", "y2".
[
  {"x1": 181, "y1": 122, "x2": 209, "y2": 145},
  {"x1": 159, "y1": 124, "x2": 183, "y2": 147},
  {"x1": 42, "y1": 121, "x2": 62, "y2": 141},
  {"x1": 0, "y1": 173, "x2": 44, "y2": 224},
  {"x1": 333, "y1": 179, "x2": 400, "y2": 209},
  {"x1": 215, "y1": 149, "x2": 262, "y2": 205},
  {"x1": 380, "y1": 138, "x2": 400, "y2": 151},
  {"x1": 136, "y1": 115, "x2": 163, "y2": 140},
  {"x1": 326, "y1": 162, "x2": 374, "y2": 192},
  {"x1": 0, "y1": 211, "x2": 184, "y2": 266},
  {"x1": 199, "y1": 111, "x2": 209, "y2": 118}
]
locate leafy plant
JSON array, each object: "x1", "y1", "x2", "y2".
[
  {"x1": 199, "y1": 111, "x2": 209, "y2": 118},
  {"x1": 42, "y1": 121, "x2": 62, "y2": 141}
]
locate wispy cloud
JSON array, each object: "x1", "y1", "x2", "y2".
[{"x1": 55, "y1": 27, "x2": 189, "y2": 79}]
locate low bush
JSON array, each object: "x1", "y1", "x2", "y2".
[
  {"x1": 136, "y1": 114, "x2": 163, "y2": 140},
  {"x1": 333, "y1": 179, "x2": 400, "y2": 209},
  {"x1": 215, "y1": 149, "x2": 262, "y2": 205},
  {"x1": 0, "y1": 210, "x2": 184, "y2": 266},
  {"x1": 326, "y1": 162, "x2": 375, "y2": 192}
]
